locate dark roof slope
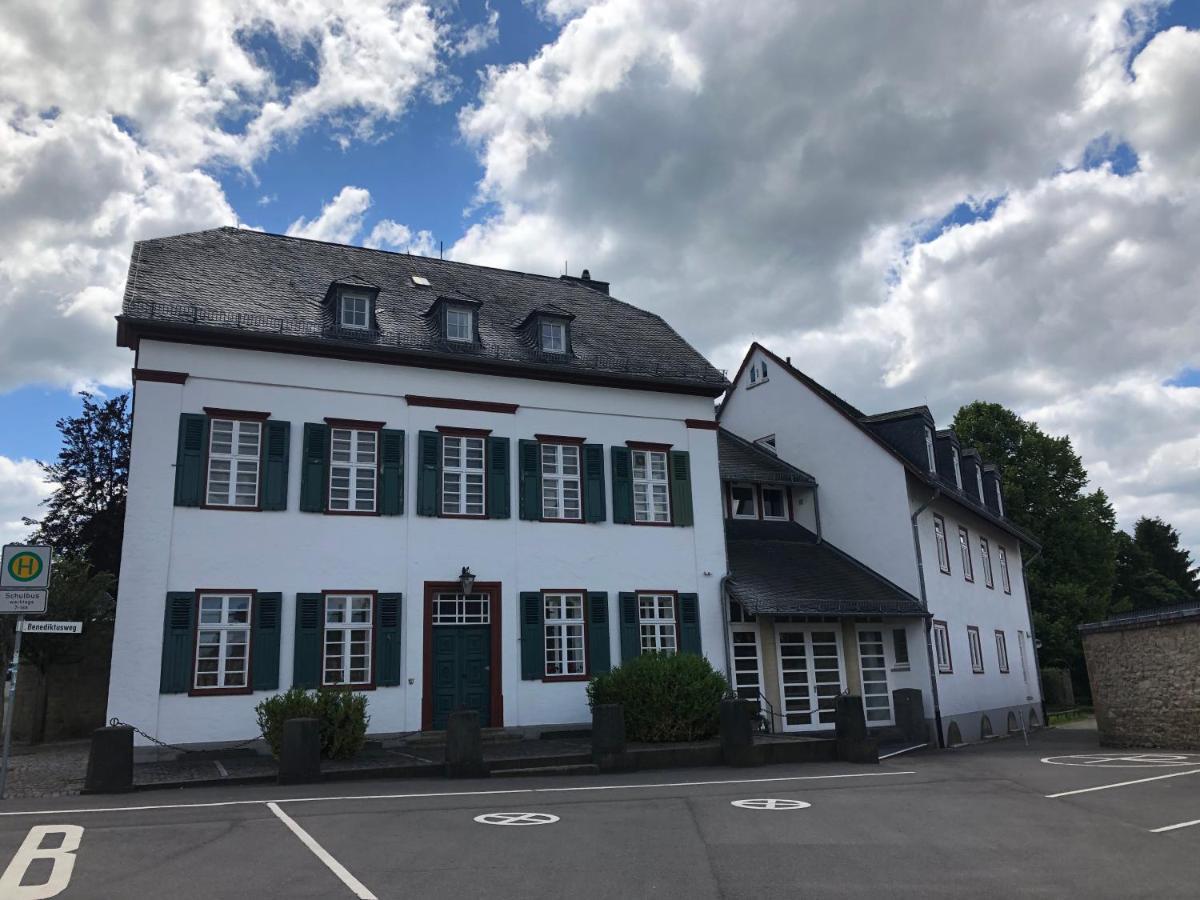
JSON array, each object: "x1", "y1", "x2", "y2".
[
  {"x1": 118, "y1": 228, "x2": 728, "y2": 396},
  {"x1": 718, "y1": 429, "x2": 815, "y2": 485},
  {"x1": 725, "y1": 520, "x2": 926, "y2": 617}
]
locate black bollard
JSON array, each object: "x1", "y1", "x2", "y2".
[
  {"x1": 83, "y1": 725, "x2": 134, "y2": 794},
  {"x1": 592, "y1": 704, "x2": 627, "y2": 771},
  {"x1": 892, "y1": 688, "x2": 928, "y2": 745},
  {"x1": 720, "y1": 698, "x2": 758, "y2": 767},
  {"x1": 445, "y1": 710, "x2": 487, "y2": 778},
  {"x1": 278, "y1": 717, "x2": 321, "y2": 785},
  {"x1": 834, "y1": 695, "x2": 878, "y2": 764}
]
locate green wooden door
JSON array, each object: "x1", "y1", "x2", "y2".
[{"x1": 431, "y1": 625, "x2": 492, "y2": 730}]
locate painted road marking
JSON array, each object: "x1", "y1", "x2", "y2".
[
  {"x1": 0, "y1": 825, "x2": 82, "y2": 898},
  {"x1": 1150, "y1": 818, "x2": 1200, "y2": 834},
  {"x1": 0, "y1": 770, "x2": 917, "y2": 817},
  {"x1": 1046, "y1": 768, "x2": 1200, "y2": 798},
  {"x1": 474, "y1": 812, "x2": 559, "y2": 826},
  {"x1": 731, "y1": 799, "x2": 811, "y2": 810},
  {"x1": 1042, "y1": 753, "x2": 1200, "y2": 769},
  {"x1": 267, "y1": 802, "x2": 377, "y2": 900},
  {"x1": 879, "y1": 744, "x2": 927, "y2": 760}
]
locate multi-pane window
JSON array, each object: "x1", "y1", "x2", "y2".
[
  {"x1": 892, "y1": 628, "x2": 910, "y2": 670},
  {"x1": 446, "y1": 307, "x2": 473, "y2": 342},
  {"x1": 967, "y1": 626, "x2": 984, "y2": 673},
  {"x1": 995, "y1": 630, "x2": 1010, "y2": 673},
  {"x1": 933, "y1": 515, "x2": 951, "y2": 574},
  {"x1": 925, "y1": 427, "x2": 937, "y2": 473},
  {"x1": 761, "y1": 486, "x2": 787, "y2": 520},
  {"x1": 999, "y1": 546, "x2": 1012, "y2": 593},
  {"x1": 540, "y1": 321, "x2": 566, "y2": 353},
  {"x1": 632, "y1": 450, "x2": 670, "y2": 523},
  {"x1": 541, "y1": 443, "x2": 581, "y2": 520},
  {"x1": 323, "y1": 594, "x2": 373, "y2": 686},
  {"x1": 638, "y1": 594, "x2": 677, "y2": 654},
  {"x1": 544, "y1": 593, "x2": 585, "y2": 677},
  {"x1": 206, "y1": 418, "x2": 261, "y2": 507},
  {"x1": 932, "y1": 621, "x2": 952, "y2": 673},
  {"x1": 730, "y1": 483, "x2": 757, "y2": 519},
  {"x1": 329, "y1": 429, "x2": 377, "y2": 512},
  {"x1": 340, "y1": 294, "x2": 369, "y2": 329},
  {"x1": 980, "y1": 537, "x2": 994, "y2": 589},
  {"x1": 432, "y1": 593, "x2": 490, "y2": 624},
  {"x1": 959, "y1": 527, "x2": 974, "y2": 582},
  {"x1": 442, "y1": 435, "x2": 486, "y2": 516},
  {"x1": 952, "y1": 448, "x2": 963, "y2": 489},
  {"x1": 194, "y1": 594, "x2": 251, "y2": 690}
]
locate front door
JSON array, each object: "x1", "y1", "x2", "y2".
[
  {"x1": 431, "y1": 625, "x2": 491, "y2": 730},
  {"x1": 775, "y1": 626, "x2": 847, "y2": 732}
]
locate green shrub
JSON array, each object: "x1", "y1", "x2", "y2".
[
  {"x1": 255, "y1": 687, "x2": 371, "y2": 760},
  {"x1": 587, "y1": 652, "x2": 728, "y2": 742}
]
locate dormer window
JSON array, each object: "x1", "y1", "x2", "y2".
[
  {"x1": 446, "y1": 307, "x2": 473, "y2": 342},
  {"x1": 975, "y1": 466, "x2": 985, "y2": 503},
  {"x1": 995, "y1": 482, "x2": 1005, "y2": 517},
  {"x1": 925, "y1": 427, "x2": 937, "y2": 473},
  {"x1": 952, "y1": 448, "x2": 963, "y2": 490},
  {"x1": 339, "y1": 293, "x2": 370, "y2": 330},
  {"x1": 541, "y1": 320, "x2": 566, "y2": 353}
]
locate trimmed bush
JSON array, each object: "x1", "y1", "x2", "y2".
[
  {"x1": 587, "y1": 653, "x2": 728, "y2": 742},
  {"x1": 256, "y1": 687, "x2": 371, "y2": 760}
]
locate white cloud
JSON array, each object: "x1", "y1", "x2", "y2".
[
  {"x1": 286, "y1": 186, "x2": 374, "y2": 244},
  {"x1": 365, "y1": 220, "x2": 438, "y2": 256},
  {"x1": 0, "y1": 457, "x2": 49, "y2": 545}
]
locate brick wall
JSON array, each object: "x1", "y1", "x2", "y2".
[{"x1": 1082, "y1": 619, "x2": 1200, "y2": 750}]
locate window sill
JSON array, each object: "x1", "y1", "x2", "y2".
[
  {"x1": 542, "y1": 674, "x2": 590, "y2": 683},
  {"x1": 746, "y1": 378, "x2": 768, "y2": 389},
  {"x1": 201, "y1": 504, "x2": 263, "y2": 513},
  {"x1": 891, "y1": 665, "x2": 911, "y2": 673},
  {"x1": 630, "y1": 519, "x2": 675, "y2": 527},
  {"x1": 188, "y1": 686, "x2": 254, "y2": 697},
  {"x1": 440, "y1": 512, "x2": 489, "y2": 520},
  {"x1": 324, "y1": 509, "x2": 381, "y2": 517},
  {"x1": 538, "y1": 517, "x2": 587, "y2": 524}
]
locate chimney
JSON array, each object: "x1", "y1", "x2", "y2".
[{"x1": 560, "y1": 269, "x2": 610, "y2": 295}]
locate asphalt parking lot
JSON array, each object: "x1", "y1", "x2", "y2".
[{"x1": 0, "y1": 727, "x2": 1197, "y2": 899}]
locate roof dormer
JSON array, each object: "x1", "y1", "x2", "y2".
[
  {"x1": 861, "y1": 406, "x2": 935, "y2": 472},
  {"x1": 934, "y1": 429, "x2": 962, "y2": 490},
  {"x1": 517, "y1": 304, "x2": 576, "y2": 356},
  {"x1": 424, "y1": 294, "x2": 483, "y2": 347},
  {"x1": 982, "y1": 464, "x2": 1005, "y2": 517},
  {"x1": 324, "y1": 278, "x2": 381, "y2": 334},
  {"x1": 961, "y1": 449, "x2": 985, "y2": 505}
]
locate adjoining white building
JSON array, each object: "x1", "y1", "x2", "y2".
[
  {"x1": 718, "y1": 344, "x2": 1043, "y2": 746},
  {"x1": 107, "y1": 227, "x2": 730, "y2": 746}
]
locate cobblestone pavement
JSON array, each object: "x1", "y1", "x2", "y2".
[{"x1": 3, "y1": 740, "x2": 90, "y2": 799}]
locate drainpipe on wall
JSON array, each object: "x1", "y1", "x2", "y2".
[
  {"x1": 719, "y1": 573, "x2": 733, "y2": 687},
  {"x1": 812, "y1": 487, "x2": 823, "y2": 543},
  {"x1": 910, "y1": 487, "x2": 945, "y2": 748},
  {"x1": 1019, "y1": 545, "x2": 1047, "y2": 727}
]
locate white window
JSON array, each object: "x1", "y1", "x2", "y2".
[
  {"x1": 632, "y1": 449, "x2": 670, "y2": 523},
  {"x1": 959, "y1": 527, "x2": 974, "y2": 582},
  {"x1": 730, "y1": 483, "x2": 757, "y2": 519},
  {"x1": 323, "y1": 594, "x2": 373, "y2": 686},
  {"x1": 340, "y1": 293, "x2": 369, "y2": 329},
  {"x1": 975, "y1": 466, "x2": 985, "y2": 503},
  {"x1": 194, "y1": 594, "x2": 251, "y2": 690},
  {"x1": 541, "y1": 443, "x2": 581, "y2": 520},
  {"x1": 206, "y1": 418, "x2": 261, "y2": 507},
  {"x1": 980, "y1": 537, "x2": 994, "y2": 589},
  {"x1": 433, "y1": 593, "x2": 490, "y2": 624},
  {"x1": 994, "y1": 482, "x2": 1005, "y2": 517},
  {"x1": 761, "y1": 486, "x2": 788, "y2": 520},
  {"x1": 748, "y1": 367, "x2": 758, "y2": 385},
  {"x1": 967, "y1": 626, "x2": 984, "y2": 673},
  {"x1": 933, "y1": 515, "x2": 951, "y2": 574},
  {"x1": 925, "y1": 427, "x2": 937, "y2": 473},
  {"x1": 442, "y1": 435, "x2": 486, "y2": 516},
  {"x1": 638, "y1": 594, "x2": 677, "y2": 654},
  {"x1": 544, "y1": 593, "x2": 585, "y2": 676},
  {"x1": 952, "y1": 448, "x2": 962, "y2": 489},
  {"x1": 747, "y1": 361, "x2": 769, "y2": 385},
  {"x1": 932, "y1": 621, "x2": 952, "y2": 673},
  {"x1": 446, "y1": 307, "x2": 473, "y2": 342},
  {"x1": 540, "y1": 321, "x2": 566, "y2": 353},
  {"x1": 754, "y1": 434, "x2": 777, "y2": 454},
  {"x1": 995, "y1": 630, "x2": 1010, "y2": 673},
  {"x1": 999, "y1": 546, "x2": 1012, "y2": 594},
  {"x1": 329, "y1": 428, "x2": 377, "y2": 512}
]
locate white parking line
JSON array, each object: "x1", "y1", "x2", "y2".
[
  {"x1": 268, "y1": 802, "x2": 377, "y2": 900},
  {"x1": 1046, "y1": 768, "x2": 1200, "y2": 798},
  {"x1": 0, "y1": 769, "x2": 916, "y2": 817},
  {"x1": 1150, "y1": 818, "x2": 1200, "y2": 834},
  {"x1": 879, "y1": 744, "x2": 927, "y2": 760}
]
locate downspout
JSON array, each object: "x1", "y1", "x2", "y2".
[
  {"x1": 719, "y1": 573, "x2": 733, "y2": 687},
  {"x1": 910, "y1": 487, "x2": 945, "y2": 748},
  {"x1": 811, "y1": 484, "x2": 823, "y2": 543},
  {"x1": 1019, "y1": 545, "x2": 1046, "y2": 726}
]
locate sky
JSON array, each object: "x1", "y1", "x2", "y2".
[{"x1": 0, "y1": 0, "x2": 1198, "y2": 560}]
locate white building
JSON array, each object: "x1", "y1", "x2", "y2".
[
  {"x1": 718, "y1": 344, "x2": 1043, "y2": 745},
  {"x1": 107, "y1": 227, "x2": 730, "y2": 746}
]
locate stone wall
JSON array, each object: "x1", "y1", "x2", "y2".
[{"x1": 1082, "y1": 619, "x2": 1200, "y2": 750}]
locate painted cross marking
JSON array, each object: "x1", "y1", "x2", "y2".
[
  {"x1": 731, "y1": 798, "x2": 812, "y2": 810},
  {"x1": 474, "y1": 812, "x2": 560, "y2": 826}
]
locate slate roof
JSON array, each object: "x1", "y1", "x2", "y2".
[
  {"x1": 725, "y1": 520, "x2": 927, "y2": 617},
  {"x1": 1078, "y1": 601, "x2": 1200, "y2": 635},
  {"x1": 718, "y1": 429, "x2": 815, "y2": 485},
  {"x1": 118, "y1": 227, "x2": 729, "y2": 396}
]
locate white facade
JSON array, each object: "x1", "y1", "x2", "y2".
[{"x1": 108, "y1": 339, "x2": 728, "y2": 746}]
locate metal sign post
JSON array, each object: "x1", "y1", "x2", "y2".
[{"x1": 0, "y1": 616, "x2": 23, "y2": 800}]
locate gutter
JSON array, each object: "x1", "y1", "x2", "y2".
[{"x1": 910, "y1": 487, "x2": 945, "y2": 748}]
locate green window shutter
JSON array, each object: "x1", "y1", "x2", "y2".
[
  {"x1": 487, "y1": 436, "x2": 511, "y2": 519},
  {"x1": 293, "y1": 593, "x2": 324, "y2": 689},
  {"x1": 669, "y1": 450, "x2": 694, "y2": 526},
  {"x1": 678, "y1": 593, "x2": 702, "y2": 655},
  {"x1": 518, "y1": 439, "x2": 541, "y2": 521},
  {"x1": 299, "y1": 423, "x2": 329, "y2": 513},
  {"x1": 260, "y1": 420, "x2": 291, "y2": 511},
  {"x1": 252, "y1": 592, "x2": 282, "y2": 690},
  {"x1": 160, "y1": 592, "x2": 195, "y2": 693},
  {"x1": 173, "y1": 414, "x2": 208, "y2": 507},
  {"x1": 587, "y1": 592, "x2": 611, "y2": 675},
  {"x1": 379, "y1": 430, "x2": 405, "y2": 516},
  {"x1": 583, "y1": 444, "x2": 606, "y2": 523},
  {"x1": 610, "y1": 447, "x2": 633, "y2": 524},
  {"x1": 520, "y1": 592, "x2": 544, "y2": 680},
  {"x1": 417, "y1": 431, "x2": 441, "y2": 516},
  {"x1": 619, "y1": 592, "x2": 639, "y2": 662},
  {"x1": 376, "y1": 593, "x2": 403, "y2": 686}
]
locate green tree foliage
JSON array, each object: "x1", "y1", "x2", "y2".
[
  {"x1": 1113, "y1": 518, "x2": 1200, "y2": 610},
  {"x1": 24, "y1": 392, "x2": 130, "y2": 581}
]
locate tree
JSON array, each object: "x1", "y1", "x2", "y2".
[
  {"x1": 1132, "y1": 517, "x2": 1200, "y2": 599},
  {"x1": 24, "y1": 392, "x2": 130, "y2": 581},
  {"x1": 1113, "y1": 519, "x2": 1200, "y2": 610}
]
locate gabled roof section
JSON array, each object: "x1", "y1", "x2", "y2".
[
  {"x1": 718, "y1": 429, "x2": 816, "y2": 486},
  {"x1": 118, "y1": 227, "x2": 728, "y2": 397}
]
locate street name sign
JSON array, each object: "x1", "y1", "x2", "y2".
[
  {"x1": 18, "y1": 621, "x2": 82, "y2": 635},
  {"x1": 1, "y1": 545, "x2": 51, "y2": 591}
]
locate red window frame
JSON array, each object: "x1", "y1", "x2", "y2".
[
  {"x1": 958, "y1": 526, "x2": 974, "y2": 582},
  {"x1": 189, "y1": 588, "x2": 257, "y2": 697},
  {"x1": 323, "y1": 418, "x2": 386, "y2": 518},
  {"x1": 967, "y1": 625, "x2": 984, "y2": 674},
  {"x1": 933, "y1": 514, "x2": 951, "y2": 575},
  {"x1": 932, "y1": 619, "x2": 953, "y2": 674},
  {"x1": 200, "y1": 408, "x2": 271, "y2": 512},
  {"x1": 320, "y1": 589, "x2": 379, "y2": 690},
  {"x1": 541, "y1": 588, "x2": 590, "y2": 681}
]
